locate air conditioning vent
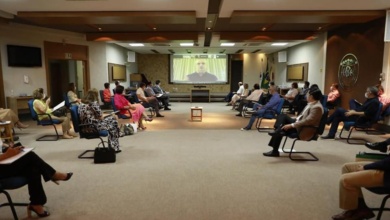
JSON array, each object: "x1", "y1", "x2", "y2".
[
  {"x1": 152, "y1": 43, "x2": 171, "y2": 47},
  {"x1": 247, "y1": 43, "x2": 262, "y2": 46}
]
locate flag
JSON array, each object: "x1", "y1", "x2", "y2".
[{"x1": 260, "y1": 62, "x2": 270, "y2": 89}]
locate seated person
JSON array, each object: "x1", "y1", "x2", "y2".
[
  {"x1": 300, "y1": 81, "x2": 310, "y2": 96},
  {"x1": 226, "y1": 82, "x2": 244, "y2": 104},
  {"x1": 241, "y1": 85, "x2": 281, "y2": 130},
  {"x1": 152, "y1": 80, "x2": 171, "y2": 106},
  {"x1": 282, "y1": 82, "x2": 299, "y2": 114},
  {"x1": 235, "y1": 83, "x2": 263, "y2": 117},
  {"x1": 229, "y1": 83, "x2": 249, "y2": 109},
  {"x1": 102, "y1": 82, "x2": 112, "y2": 103},
  {"x1": 0, "y1": 140, "x2": 72, "y2": 218},
  {"x1": 263, "y1": 87, "x2": 323, "y2": 157},
  {"x1": 67, "y1": 82, "x2": 81, "y2": 105},
  {"x1": 79, "y1": 89, "x2": 122, "y2": 152},
  {"x1": 33, "y1": 88, "x2": 76, "y2": 139},
  {"x1": 296, "y1": 84, "x2": 318, "y2": 115},
  {"x1": 136, "y1": 82, "x2": 164, "y2": 117},
  {"x1": 114, "y1": 85, "x2": 153, "y2": 130},
  {"x1": 186, "y1": 59, "x2": 218, "y2": 82},
  {"x1": 145, "y1": 81, "x2": 170, "y2": 110},
  {"x1": 331, "y1": 138, "x2": 390, "y2": 220},
  {"x1": 376, "y1": 84, "x2": 390, "y2": 115},
  {"x1": 326, "y1": 83, "x2": 340, "y2": 108},
  {"x1": 322, "y1": 86, "x2": 380, "y2": 139},
  {"x1": 0, "y1": 108, "x2": 28, "y2": 129}
]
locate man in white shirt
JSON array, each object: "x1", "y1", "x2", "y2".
[
  {"x1": 226, "y1": 82, "x2": 244, "y2": 106},
  {"x1": 235, "y1": 84, "x2": 263, "y2": 116},
  {"x1": 283, "y1": 82, "x2": 299, "y2": 114}
]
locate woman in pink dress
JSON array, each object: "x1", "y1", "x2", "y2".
[{"x1": 114, "y1": 85, "x2": 152, "y2": 130}]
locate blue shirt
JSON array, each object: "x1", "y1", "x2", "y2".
[{"x1": 263, "y1": 93, "x2": 281, "y2": 110}]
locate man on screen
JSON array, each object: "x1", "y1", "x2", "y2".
[{"x1": 186, "y1": 59, "x2": 218, "y2": 82}]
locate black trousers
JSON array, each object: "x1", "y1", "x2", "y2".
[
  {"x1": 268, "y1": 114, "x2": 298, "y2": 152},
  {"x1": 0, "y1": 151, "x2": 56, "y2": 205}
]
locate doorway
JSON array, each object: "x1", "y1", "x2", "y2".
[
  {"x1": 230, "y1": 60, "x2": 243, "y2": 92},
  {"x1": 48, "y1": 60, "x2": 86, "y2": 106}
]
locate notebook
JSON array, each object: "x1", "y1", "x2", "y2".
[
  {"x1": 52, "y1": 101, "x2": 65, "y2": 112},
  {"x1": 0, "y1": 147, "x2": 34, "y2": 164}
]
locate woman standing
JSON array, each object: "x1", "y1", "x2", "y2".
[
  {"x1": 32, "y1": 89, "x2": 75, "y2": 139},
  {"x1": 114, "y1": 85, "x2": 152, "y2": 130},
  {"x1": 79, "y1": 89, "x2": 122, "y2": 152}
]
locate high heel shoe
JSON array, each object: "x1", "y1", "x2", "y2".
[
  {"x1": 144, "y1": 117, "x2": 153, "y2": 122},
  {"x1": 27, "y1": 205, "x2": 50, "y2": 218},
  {"x1": 52, "y1": 172, "x2": 73, "y2": 185}
]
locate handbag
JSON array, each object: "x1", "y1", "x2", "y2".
[
  {"x1": 94, "y1": 144, "x2": 116, "y2": 164},
  {"x1": 120, "y1": 123, "x2": 136, "y2": 135},
  {"x1": 52, "y1": 106, "x2": 67, "y2": 117}
]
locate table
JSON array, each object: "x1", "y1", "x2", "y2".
[
  {"x1": 190, "y1": 89, "x2": 210, "y2": 102},
  {"x1": 0, "y1": 121, "x2": 13, "y2": 143},
  {"x1": 6, "y1": 96, "x2": 33, "y2": 116},
  {"x1": 191, "y1": 107, "x2": 203, "y2": 121}
]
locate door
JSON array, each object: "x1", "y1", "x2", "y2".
[{"x1": 230, "y1": 60, "x2": 243, "y2": 92}]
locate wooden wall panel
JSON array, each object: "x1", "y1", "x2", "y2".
[{"x1": 325, "y1": 18, "x2": 385, "y2": 108}]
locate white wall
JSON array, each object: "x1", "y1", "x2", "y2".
[
  {"x1": 273, "y1": 33, "x2": 327, "y2": 91},
  {"x1": 0, "y1": 22, "x2": 133, "y2": 106},
  {"x1": 242, "y1": 53, "x2": 267, "y2": 87}
]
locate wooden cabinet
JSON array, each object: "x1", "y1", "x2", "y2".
[
  {"x1": 190, "y1": 89, "x2": 210, "y2": 102},
  {"x1": 6, "y1": 96, "x2": 33, "y2": 116}
]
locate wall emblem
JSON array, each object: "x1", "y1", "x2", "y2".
[{"x1": 338, "y1": 53, "x2": 359, "y2": 91}]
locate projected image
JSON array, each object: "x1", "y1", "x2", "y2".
[{"x1": 170, "y1": 54, "x2": 228, "y2": 84}]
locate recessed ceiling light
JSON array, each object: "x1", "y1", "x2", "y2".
[
  {"x1": 220, "y1": 43, "x2": 235, "y2": 46},
  {"x1": 129, "y1": 43, "x2": 144, "y2": 47},
  {"x1": 180, "y1": 43, "x2": 194, "y2": 46},
  {"x1": 271, "y1": 43, "x2": 288, "y2": 46}
]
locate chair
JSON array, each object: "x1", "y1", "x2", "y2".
[
  {"x1": 64, "y1": 92, "x2": 71, "y2": 108},
  {"x1": 69, "y1": 105, "x2": 109, "y2": 159},
  {"x1": 320, "y1": 95, "x2": 328, "y2": 108},
  {"x1": 27, "y1": 99, "x2": 61, "y2": 141},
  {"x1": 242, "y1": 93, "x2": 267, "y2": 117},
  {"x1": 366, "y1": 187, "x2": 390, "y2": 220},
  {"x1": 0, "y1": 177, "x2": 28, "y2": 220},
  {"x1": 99, "y1": 90, "x2": 111, "y2": 109},
  {"x1": 339, "y1": 103, "x2": 383, "y2": 145},
  {"x1": 326, "y1": 95, "x2": 341, "y2": 109},
  {"x1": 256, "y1": 99, "x2": 285, "y2": 131},
  {"x1": 110, "y1": 97, "x2": 132, "y2": 120},
  {"x1": 280, "y1": 108, "x2": 329, "y2": 161}
]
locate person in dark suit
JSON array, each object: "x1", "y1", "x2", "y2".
[
  {"x1": 331, "y1": 138, "x2": 390, "y2": 220},
  {"x1": 321, "y1": 86, "x2": 380, "y2": 139},
  {"x1": 153, "y1": 80, "x2": 171, "y2": 106},
  {"x1": 263, "y1": 87, "x2": 324, "y2": 157},
  {"x1": 186, "y1": 59, "x2": 218, "y2": 82},
  {"x1": 0, "y1": 141, "x2": 73, "y2": 218}
]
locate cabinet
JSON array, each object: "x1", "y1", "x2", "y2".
[
  {"x1": 190, "y1": 89, "x2": 210, "y2": 102},
  {"x1": 6, "y1": 96, "x2": 33, "y2": 116}
]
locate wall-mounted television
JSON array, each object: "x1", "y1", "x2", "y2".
[{"x1": 7, "y1": 45, "x2": 42, "y2": 67}]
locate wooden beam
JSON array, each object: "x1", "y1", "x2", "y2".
[
  {"x1": 231, "y1": 10, "x2": 386, "y2": 24},
  {"x1": 17, "y1": 11, "x2": 196, "y2": 25},
  {"x1": 86, "y1": 32, "x2": 199, "y2": 42},
  {"x1": 220, "y1": 31, "x2": 316, "y2": 41}
]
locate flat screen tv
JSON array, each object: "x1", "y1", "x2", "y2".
[{"x1": 7, "y1": 45, "x2": 42, "y2": 67}]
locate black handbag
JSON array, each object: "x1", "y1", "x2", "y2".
[{"x1": 94, "y1": 145, "x2": 116, "y2": 164}]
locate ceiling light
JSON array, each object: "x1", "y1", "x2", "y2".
[
  {"x1": 129, "y1": 43, "x2": 144, "y2": 47},
  {"x1": 261, "y1": 27, "x2": 267, "y2": 31},
  {"x1": 271, "y1": 43, "x2": 288, "y2": 46},
  {"x1": 220, "y1": 43, "x2": 235, "y2": 46},
  {"x1": 180, "y1": 43, "x2": 194, "y2": 46},
  {"x1": 153, "y1": 27, "x2": 157, "y2": 31}
]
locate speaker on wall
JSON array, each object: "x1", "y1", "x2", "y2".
[
  {"x1": 278, "y1": 51, "x2": 287, "y2": 63},
  {"x1": 127, "y1": 51, "x2": 136, "y2": 62},
  {"x1": 385, "y1": 10, "x2": 390, "y2": 42}
]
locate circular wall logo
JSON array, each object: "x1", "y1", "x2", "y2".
[{"x1": 338, "y1": 53, "x2": 359, "y2": 91}]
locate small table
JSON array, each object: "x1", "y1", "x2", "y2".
[
  {"x1": 191, "y1": 107, "x2": 203, "y2": 121},
  {"x1": 0, "y1": 121, "x2": 13, "y2": 143}
]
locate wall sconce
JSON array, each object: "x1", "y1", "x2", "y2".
[{"x1": 379, "y1": 73, "x2": 385, "y2": 81}]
